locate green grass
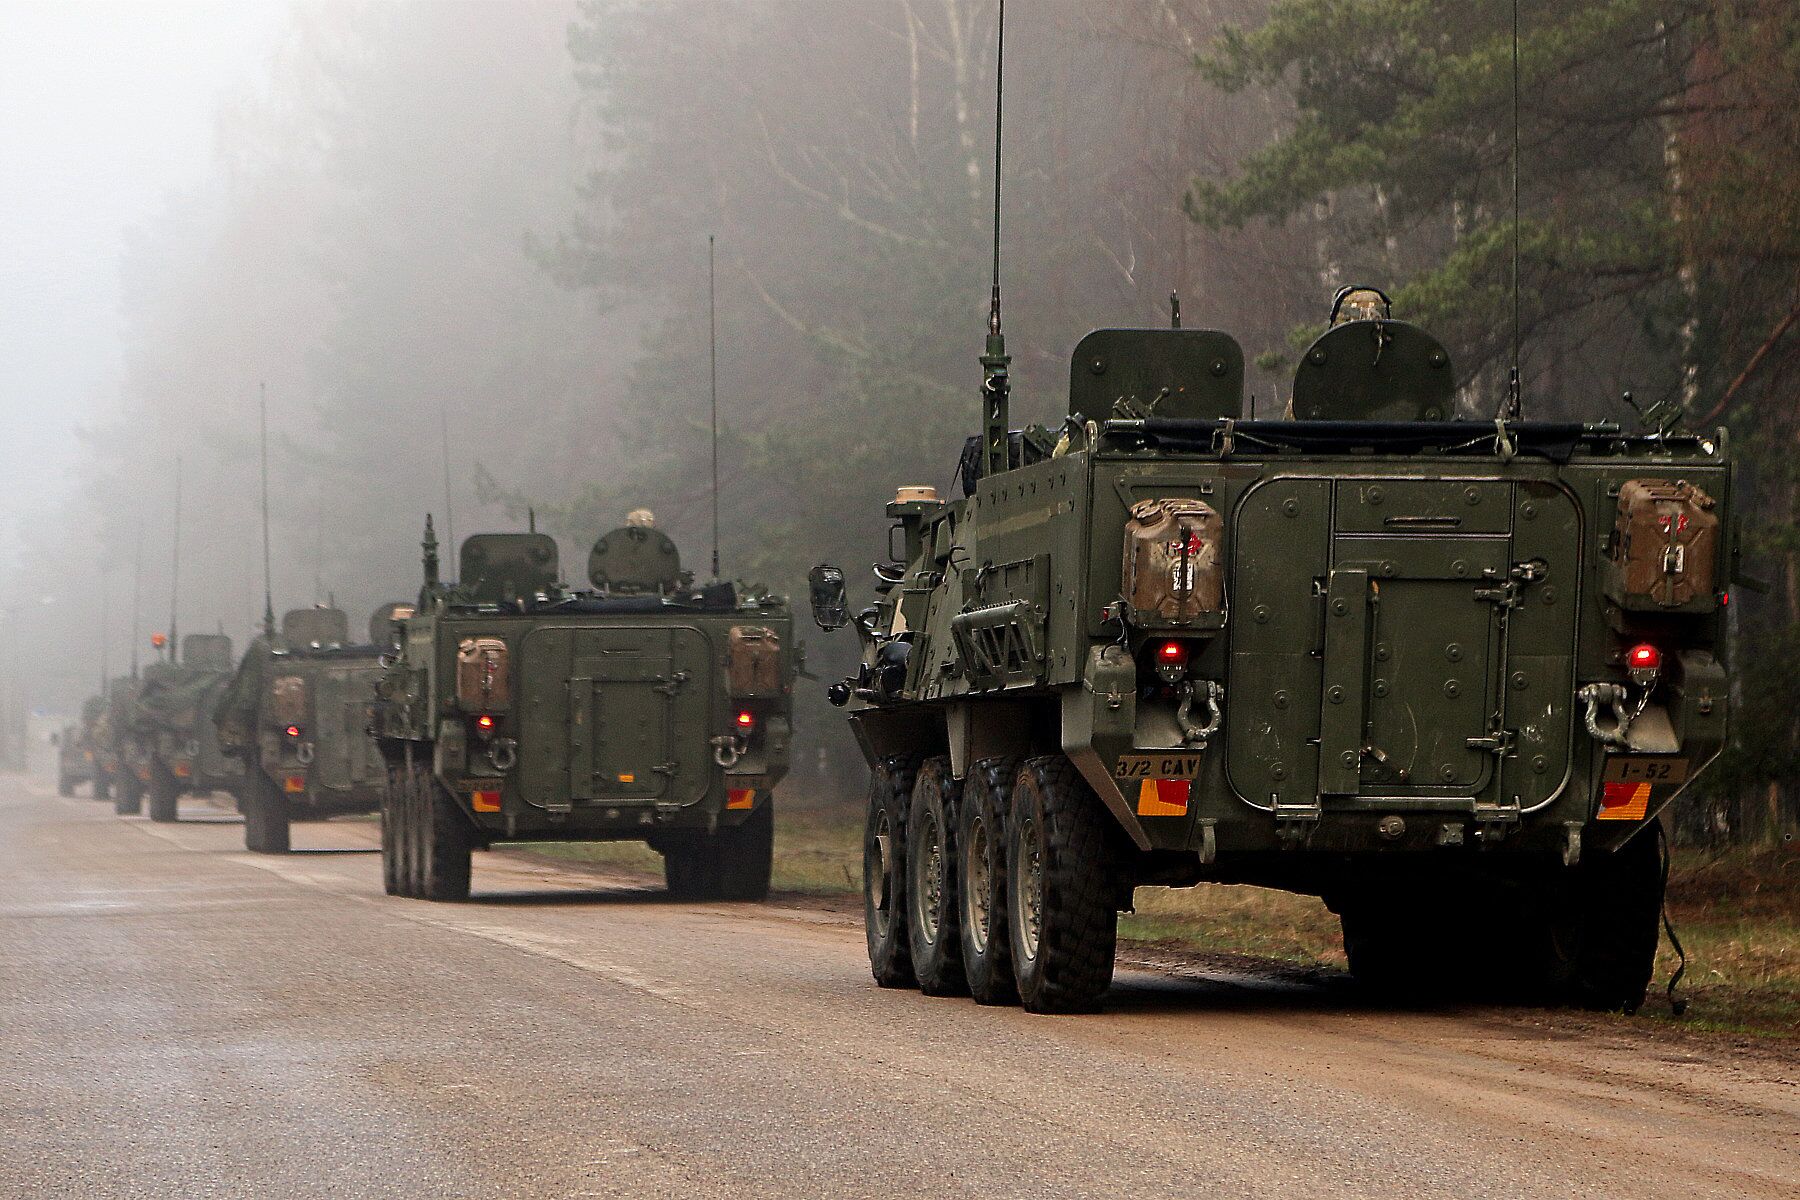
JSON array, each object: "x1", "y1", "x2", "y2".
[{"x1": 514, "y1": 807, "x2": 1799, "y2": 1037}]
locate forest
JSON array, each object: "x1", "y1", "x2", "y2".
[{"x1": 21, "y1": 0, "x2": 1795, "y2": 843}]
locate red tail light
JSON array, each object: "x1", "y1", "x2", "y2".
[
  {"x1": 284, "y1": 724, "x2": 301, "y2": 738},
  {"x1": 735, "y1": 709, "x2": 755, "y2": 731},
  {"x1": 1626, "y1": 643, "x2": 1661, "y2": 672},
  {"x1": 1157, "y1": 640, "x2": 1188, "y2": 664},
  {"x1": 1152, "y1": 639, "x2": 1191, "y2": 683},
  {"x1": 475, "y1": 714, "x2": 495, "y2": 733}
]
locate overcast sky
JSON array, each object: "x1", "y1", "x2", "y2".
[{"x1": 0, "y1": 0, "x2": 285, "y2": 527}]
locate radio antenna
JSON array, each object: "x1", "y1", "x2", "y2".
[
  {"x1": 168, "y1": 455, "x2": 182, "y2": 663},
  {"x1": 99, "y1": 568, "x2": 110, "y2": 691},
  {"x1": 259, "y1": 381, "x2": 275, "y2": 640},
  {"x1": 708, "y1": 234, "x2": 721, "y2": 579},
  {"x1": 1501, "y1": 0, "x2": 1523, "y2": 420},
  {"x1": 130, "y1": 519, "x2": 143, "y2": 678},
  {"x1": 440, "y1": 410, "x2": 456, "y2": 570},
  {"x1": 979, "y1": 0, "x2": 1012, "y2": 478}
]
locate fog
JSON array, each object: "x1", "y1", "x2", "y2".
[{"x1": 5, "y1": 1, "x2": 1792, "y2": 812}]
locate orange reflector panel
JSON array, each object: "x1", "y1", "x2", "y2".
[
  {"x1": 471, "y1": 789, "x2": 501, "y2": 813},
  {"x1": 618, "y1": 773, "x2": 636, "y2": 784},
  {"x1": 173, "y1": 763, "x2": 192, "y2": 778},
  {"x1": 727, "y1": 788, "x2": 755, "y2": 810},
  {"x1": 283, "y1": 776, "x2": 306, "y2": 794},
  {"x1": 1135, "y1": 778, "x2": 1191, "y2": 817},
  {"x1": 1597, "y1": 781, "x2": 1651, "y2": 821}
]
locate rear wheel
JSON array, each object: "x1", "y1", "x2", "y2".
[
  {"x1": 57, "y1": 773, "x2": 75, "y2": 797},
  {"x1": 147, "y1": 763, "x2": 181, "y2": 823},
  {"x1": 663, "y1": 837, "x2": 719, "y2": 901},
  {"x1": 1513, "y1": 828, "x2": 1664, "y2": 1013},
  {"x1": 959, "y1": 756, "x2": 1019, "y2": 1006},
  {"x1": 380, "y1": 762, "x2": 403, "y2": 896},
  {"x1": 906, "y1": 757, "x2": 967, "y2": 996},
  {"x1": 114, "y1": 772, "x2": 144, "y2": 817},
  {"x1": 1007, "y1": 756, "x2": 1119, "y2": 1014},
  {"x1": 418, "y1": 765, "x2": 473, "y2": 902},
  {"x1": 94, "y1": 770, "x2": 113, "y2": 801},
  {"x1": 864, "y1": 754, "x2": 922, "y2": 989},
  {"x1": 243, "y1": 775, "x2": 291, "y2": 854},
  {"x1": 715, "y1": 799, "x2": 775, "y2": 902}
]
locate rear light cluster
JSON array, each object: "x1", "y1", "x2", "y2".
[
  {"x1": 474, "y1": 714, "x2": 496, "y2": 734},
  {"x1": 1152, "y1": 640, "x2": 1190, "y2": 684},
  {"x1": 1625, "y1": 641, "x2": 1663, "y2": 686},
  {"x1": 284, "y1": 724, "x2": 302, "y2": 739}
]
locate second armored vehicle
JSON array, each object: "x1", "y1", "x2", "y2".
[
  {"x1": 55, "y1": 696, "x2": 103, "y2": 797},
  {"x1": 215, "y1": 606, "x2": 395, "y2": 853},
  {"x1": 373, "y1": 516, "x2": 795, "y2": 902}
]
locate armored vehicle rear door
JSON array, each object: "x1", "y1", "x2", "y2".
[
  {"x1": 312, "y1": 663, "x2": 384, "y2": 791},
  {"x1": 516, "y1": 625, "x2": 712, "y2": 810},
  {"x1": 1225, "y1": 476, "x2": 1580, "y2": 817}
]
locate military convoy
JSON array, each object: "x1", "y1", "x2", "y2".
[
  {"x1": 372, "y1": 514, "x2": 795, "y2": 902},
  {"x1": 812, "y1": 286, "x2": 1735, "y2": 1014},
  {"x1": 215, "y1": 605, "x2": 397, "y2": 853},
  {"x1": 129, "y1": 633, "x2": 242, "y2": 822}
]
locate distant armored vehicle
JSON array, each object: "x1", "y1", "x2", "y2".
[
  {"x1": 54, "y1": 697, "x2": 102, "y2": 797},
  {"x1": 129, "y1": 633, "x2": 243, "y2": 822},
  {"x1": 215, "y1": 605, "x2": 396, "y2": 853},
  {"x1": 95, "y1": 676, "x2": 144, "y2": 814},
  {"x1": 815, "y1": 286, "x2": 1734, "y2": 1014},
  {"x1": 373, "y1": 516, "x2": 794, "y2": 902}
]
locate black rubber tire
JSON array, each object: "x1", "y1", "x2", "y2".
[
  {"x1": 664, "y1": 837, "x2": 720, "y2": 901},
  {"x1": 716, "y1": 799, "x2": 775, "y2": 902},
  {"x1": 1006, "y1": 756, "x2": 1119, "y2": 1014},
  {"x1": 959, "y1": 756, "x2": 1020, "y2": 1006},
  {"x1": 1339, "y1": 904, "x2": 1445, "y2": 1001},
  {"x1": 57, "y1": 775, "x2": 75, "y2": 797},
  {"x1": 1513, "y1": 828, "x2": 1665, "y2": 1013},
  {"x1": 114, "y1": 772, "x2": 144, "y2": 817},
  {"x1": 380, "y1": 763, "x2": 403, "y2": 896},
  {"x1": 906, "y1": 757, "x2": 968, "y2": 996},
  {"x1": 147, "y1": 763, "x2": 181, "y2": 823},
  {"x1": 418, "y1": 769, "x2": 473, "y2": 902},
  {"x1": 864, "y1": 754, "x2": 922, "y2": 989},
  {"x1": 94, "y1": 770, "x2": 113, "y2": 801},
  {"x1": 243, "y1": 776, "x2": 291, "y2": 854}
]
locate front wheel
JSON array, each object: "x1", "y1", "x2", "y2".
[
  {"x1": 1007, "y1": 756, "x2": 1119, "y2": 1014},
  {"x1": 243, "y1": 776, "x2": 291, "y2": 854},
  {"x1": 864, "y1": 754, "x2": 922, "y2": 989},
  {"x1": 1514, "y1": 827, "x2": 1665, "y2": 1013}
]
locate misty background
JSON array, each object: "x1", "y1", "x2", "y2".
[{"x1": 4, "y1": 0, "x2": 1794, "y2": 837}]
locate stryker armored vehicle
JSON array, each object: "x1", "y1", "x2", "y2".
[
  {"x1": 372, "y1": 515, "x2": 794, "y2": 903},
  {"x1": 54, "y1": 698, "x2": 102, "y2": 797},
  {"x1": 215, "y1": 605, "x2": 396, "y2": 853},
  {"x1": 129, "y1": 633, "x2": 243, "y2": 822},
  {"x1": 813, "y1": 286, "x2": 1735, "y2": 1015},
  {"x1": 95, "y1": 675, "x2": 144, "y2": 813}
]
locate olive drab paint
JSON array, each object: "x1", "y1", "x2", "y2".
[
  {"x1": 818, "y1": 291, "x2": 1736, "y2": 1014},
  {"x1": 371, "y1": 517, "x2": 796, "y2": 903}
]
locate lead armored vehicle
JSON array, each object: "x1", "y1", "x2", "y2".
[
  {"x1": 373, "y1": 515, "x2": 794, "y2": 902},
  {"x1": 215, "y1": 605, "x2": 395, "y2": 853},
  {"x1": 130, "y1": 633, "x2": 243, "y2": 822},
  {"x1": 815, "y1": 286, "x2": 1734, "y2": 1014}
]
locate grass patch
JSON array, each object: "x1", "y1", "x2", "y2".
[{"x1": 517, "y1": 806, "x2": 1798, "y2": 1037}]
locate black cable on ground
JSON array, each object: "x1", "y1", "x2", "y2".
[{"x1": 1657, "y1": 821, "x2": 1690, "y2": 1016}]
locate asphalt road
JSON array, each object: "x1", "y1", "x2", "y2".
[{"x1": 2, "y1": 777, "x2": 1795, "y2": 1199}]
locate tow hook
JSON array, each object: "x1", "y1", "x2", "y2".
[
  {"x1": 1176, "y1": 679, "x2": 1224, "y2": 748},
  {"x1": 1577, "y1": 682, "x2": 1649, "y2": 748},
  {"x1": 711, "y1": 735, "x2": 745, "y2": 768},
  {"x1": 296, "y1": 741, "x2": 315, "y2": 765},
  {"x1": 487, "y1": 737, "x2": 518, "y2": 772}
]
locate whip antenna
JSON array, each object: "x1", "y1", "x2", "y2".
[
  {"x1": 130, "y1": 520, "x2": 142, "y2": 678},
  {"x1": 440, "y1": 410, "x2": 456, "y2": 571},
  {"x1": 709, "y1": 234, "x2": 721, "y2": 579},
  {"x1": 259, "y1": 382, "x2": 275, "y2": 639},
  {"x1": 168, "y1": 455, "x2": 182, "y2": 662},
  {"x1": 100, "y1": 569, "x2": 109, "y2": 691},
  {"x1": 979, "y1": 0, "x2": 1012, "y2": 478},
  {"x1": 1502, "y1": 0, "x2": 1523, "y2": 419}
]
